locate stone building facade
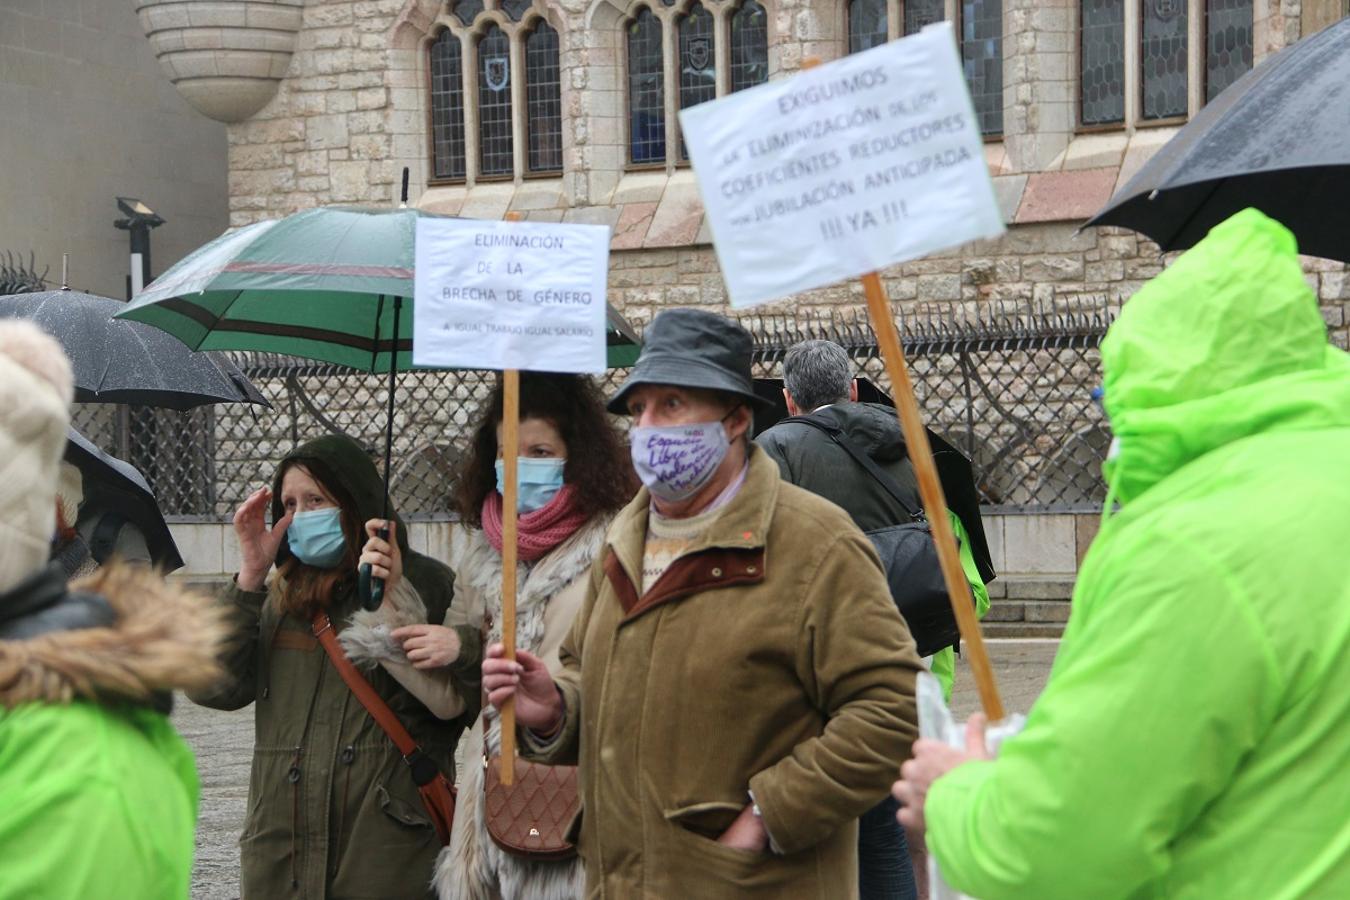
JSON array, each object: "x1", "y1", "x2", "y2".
[{"x1": 133, "y1": 0, "x2": 1348, "y2": 345}]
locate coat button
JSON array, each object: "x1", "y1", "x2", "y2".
[
  {"x1": 711, "y1": 567, "x2": 723, "y2": 577},
  {"x1": 340, "y1": 746, "x2": 355, "y2": 765},
  {"x1": 287, "y1": 765, "x2": 301, "y2": 784},
  {"x1": 746, "y1": 565, "x2": 757, "y2": 574}
]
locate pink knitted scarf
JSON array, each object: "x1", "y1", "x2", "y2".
[{"x1": 481, "y1": 484, "x2": 590, "y2": 562}]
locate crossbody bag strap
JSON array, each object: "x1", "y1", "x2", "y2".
[
  {"x1": 783, "y1": 415, "x2": 924, "y2": 521},
  {"x1": 311, "y1": 612, "x2": 440, "y2": 786}
]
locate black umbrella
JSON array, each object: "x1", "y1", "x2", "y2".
[
  {"x1": 751, "y1": 377, "x2": 995, "y2": 584},
  {"x1": 0, "y1": 289, "x2": 269, "y2": 410},
  {"x1": 1085, "y1": 18, "x2": 1350, "y2": 260},
  {"x1": 65, "y1": 427, "x2": 184, "y2": 572}
]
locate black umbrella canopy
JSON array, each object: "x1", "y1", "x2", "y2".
[
  {"x1": 1086, "y1": 18, "x2": 1350, "y2": 261},
  {"x1": 0, "y1": 290, "x2": 270, "y2": 410},
  {"x1": 65, "y1": 427, "x2": 184, "y2": 573}
]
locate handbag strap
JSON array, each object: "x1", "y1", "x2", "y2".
[
  {"x1": 311, "y1": 612, "x2": 441, "y2": 787},
  {"x1": 783, "y1": 414, "x2": 924, "y2": 521}
]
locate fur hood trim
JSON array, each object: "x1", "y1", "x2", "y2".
[{"x1": 0, "y1": 564, "x2": 227, "y2": 707}]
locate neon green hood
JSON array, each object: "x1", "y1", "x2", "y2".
[{"x1": 1100, "y1": 207, "x2": 1350, "y2": 503}]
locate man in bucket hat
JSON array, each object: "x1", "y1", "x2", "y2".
[{"x1": 484, "y1": 309, "x2": 924, "y2": 898}]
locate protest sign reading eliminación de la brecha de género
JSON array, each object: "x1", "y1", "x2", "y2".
[
  {"x1": 412, "y1": 218, "x2": 611, "y2": 374},
  {"x1": 681, "y1": 22, "x2": 1005, "y2": 309}
]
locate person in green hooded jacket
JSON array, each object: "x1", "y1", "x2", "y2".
[
  {"x1": 893, "y1": 208, "x2": 1350, "y2": 898},
  {"x1": 190, "y1": 434, "x2": 481, "y2": 899}
]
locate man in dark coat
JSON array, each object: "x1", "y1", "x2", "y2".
[{"x1": 756, "y1": 339, "x2": 991, "y2": 900}]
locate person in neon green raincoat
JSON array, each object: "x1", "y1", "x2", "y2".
[
  {"x1": 0, "y1": 321, "x2": 226, "y2": 900},
  {"x1": 893, "y1": 208, "x2": 1350, "y2": 899}
]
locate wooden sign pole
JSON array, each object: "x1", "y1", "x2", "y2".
[
  {"x1": 862, "y1": 273, "x2": 1005, "y2": 721},
  {"x1": 498, "y1": 210, "x2": 525, "y2": 784}
]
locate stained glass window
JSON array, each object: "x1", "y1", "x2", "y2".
[
  {"x1": 905, "y1": 0, "x2": 945, "y2": 35},
  {"x1": 525, "y1": 22, "x2": 563, "y2": 173},
  {"x1": 962, "y1": 0, "x2": 1003, "y2": 135},
  {"x1": 452, "y1": 0, "x2": 483, "y2": 26},
  {"x1": 848, "y1": 0, "x2": 888, "y2": 53},
  {"x1": 502, "y1": 0, "x2": 532, "y2": 21},
  {"x1": 1081, "y1": 0, "x2": 1125, "y2": 125},
  {"x1": 477, "y1": 25, "x2": 514, "y2": 177},
  {"x1": 628, "y1": 8, "x2": 665, "y2": 164},
  {"x1": 677, "y1": 4, "x2": 716, "y2": 159},
  {"x1": 1142, "y1": 0, "x2": 1188, "y2": 119},
  {"x1": 729, "y1": 1, "x2": 769, "y2": 92},
  {"x1": 1205, "y1": 0, "x2": 1252, "y2": 101},
  {"x1": 429, "y1": 30, "x2": 466, "y2": 181}
]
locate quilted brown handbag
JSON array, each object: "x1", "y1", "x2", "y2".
[{"x1": 484, "y1": 753, "x2": 579, "y2": 860}]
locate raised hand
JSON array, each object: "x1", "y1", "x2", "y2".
[
  {"x1": 482, "y1": 643, "x2": 564, "y2": 733},
  {"x1": 233, "y1": 487, "x2": 293, "y2": 592}
]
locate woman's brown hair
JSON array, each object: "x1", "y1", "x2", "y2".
[
  {"x1": 273, "y1": 459, "x2": 365, "y2": 619},
  {"x1": 454, "y1": 372, "x2": 637, "y2": 528}
]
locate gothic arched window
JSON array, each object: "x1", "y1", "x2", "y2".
[
  {"x1": 426, "y1": 1, "x2": 566, "y2": 184},
  {"x1": 429, "y1": 30, "x2": 467, "y2": 181},
  {"x1": 728, "y1": 1, "x2": 769, "y2": 93},
  {"x1": 628, "y1": 8, "x2": 666, "y2": 165}
]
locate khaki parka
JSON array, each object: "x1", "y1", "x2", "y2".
[
  {"x1": 190, "y1": 436, "x2": 480, "y2": 899},
  {"x1": 525, "y1": 446, "x2": 923, "y2": 898}
]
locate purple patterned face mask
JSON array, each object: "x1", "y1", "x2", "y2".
[{"x1": 630, "y1": 418, "x2": 732, "y2": 503}]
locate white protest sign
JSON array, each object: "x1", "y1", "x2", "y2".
[
  {"x1": 679, "y1": 22, "x2": 1004, "y2": 309},
  {"x1": 413, "y1": 218, "x2": 609, "y2": 373}
]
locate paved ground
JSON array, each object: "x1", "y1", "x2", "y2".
[{"x1": 172, "y1": 638, "x2": 1059, "y2": 899}]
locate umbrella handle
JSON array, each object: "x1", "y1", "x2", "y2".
[{"x1": 358, "y1": 525, "x2": 390, "y2": 611}]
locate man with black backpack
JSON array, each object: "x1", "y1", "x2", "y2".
[{"x1": 757, "y1": 339, "x2": 992, "y2": 900}]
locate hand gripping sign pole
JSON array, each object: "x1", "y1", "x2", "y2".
[
  {"x1": 497, "y1": 212, "x2": 524, "y2": 784},
  {"x1": 802, "y1": 55, "x2": 1005, "y2": 721}
]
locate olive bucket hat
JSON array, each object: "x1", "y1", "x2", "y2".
[{"x1": 607, "y1": 308, "x2": 773, "y2": 414}]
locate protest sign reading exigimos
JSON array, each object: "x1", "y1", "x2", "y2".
[{"x1": 680, "y1": 22, "x2": 1004, "y2": 308}]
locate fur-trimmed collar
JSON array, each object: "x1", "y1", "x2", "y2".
[{"x1": 0, "y1": 564, "x2": 226, "y2": 707}]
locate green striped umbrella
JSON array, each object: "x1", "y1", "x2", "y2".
[{"x1": 115, "y1": 206, "x2": 640, "y2": 369}]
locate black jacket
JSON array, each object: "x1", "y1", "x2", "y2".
[{"x1": 757, "y1": 402, "x2": 995, "y2": 582}]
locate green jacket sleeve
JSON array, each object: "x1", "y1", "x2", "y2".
[
  {"x1": 925, "y1": 536, "x2": 1281, "y2": 900},
  {"x1": 748, "y1": 531, "x2": 924, "y2": 855},
  {"x1": 931, "y1": 512, "x2": 990, "y2": 702},
  {"x1": 186, "y1": 579, "x2": 268, "y2": 711}
]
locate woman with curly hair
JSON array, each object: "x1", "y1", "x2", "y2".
[{"x1": 356, "y1": 371, "x2": 636, "y2": 900}]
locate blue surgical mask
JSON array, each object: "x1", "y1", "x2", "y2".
[
  {"x1": 495, "y1": 457, "x2": 566, "y2": 513},
  {"x1": 287, "y1": 507, "x2": 346, "y2": 568}
]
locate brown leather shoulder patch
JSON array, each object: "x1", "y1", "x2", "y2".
[{"x1": 273, "y1": 628, "x2": 318, "y2": 652}]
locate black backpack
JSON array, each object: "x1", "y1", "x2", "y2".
[{"x1": 784, "y1": 416, "x2": 963, "y2": 657}]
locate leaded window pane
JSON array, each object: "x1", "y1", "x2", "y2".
[
  {"x1": 502, "y1": 0, "x2": 532, "y2": 21},
  {"x1": 628, "y1": 9, "x2": 665, "y2": 164},
  {"x1": 478, "y1": 26, "x2": 514, "y2": 177},
  {"x1": 1081, "y1": 0, "x2": 1125, "y2": 125},
  {"x1": 430, "y1": 31, "x2": 466, "y2": 181},
  {"x1": 848, "y1": 0, "x2": 887, "y2": 53},
  {"x1": 1205, "y1": 0, "x2": 1253, "y2": 102},
  {"x1": 453, "y1": 0, "x2": 483, "y2": 26},
  {"x1": 525, "y1": 22, "x2": 563, "y2": 173},
  {"x1": 729, "y1": 1, "x2": 769, "y2": 92},
  {"x1": 905, "y1": 0, "x2": 945, "y2": 35},
  {"x1": 1142, "y1": 0, "x2": 1188, "y2": 119},
  {"x1": 962, "y1": 0, "x2": 1003, "y2": 135},
  {"x1": 677, "y1": 4, "x2": 716, "y2": 159}
]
